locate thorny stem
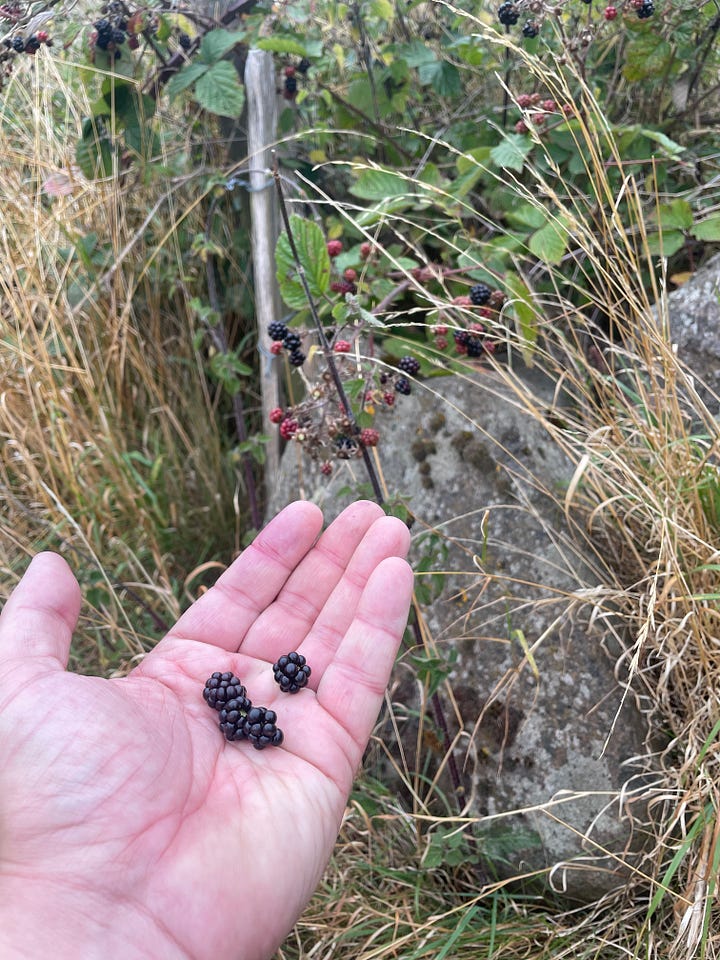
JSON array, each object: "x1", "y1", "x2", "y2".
[
  {"x1": 271, "y1": 157, "x2": 466, "y2": 812},
  {"x1": 271, "y1": 155, "x2": 384, "y2": 505}
]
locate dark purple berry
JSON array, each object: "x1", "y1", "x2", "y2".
[
  {"x1": 178, "y1": 32, "x2": 192, "y2": 50},
  {"x1": 469, "y1": 283, "x2": 492, "y2": 306},
  {"x1": 242, "y1": 706, "x2": 284, "y2": 750},
  {"x1": 289, "y1": 350, "x2": 305, "y2": 367},
  {"x1": 203, "y1": 671, "x2": 248, "y2": 710},
  {"x1": 273, "y1": 651, "x2": 311, "y2": 693},
  {"x1": 522, "y1": 20, "x2": 539, "y2": 37},
  {"x1": 219, "y1": 695, "x2": 254, "y2": 741},
  {"x1": 497, "y1": 1, "x2": 520, "y2": 24},
  {"x1": 283, "y1": 331, "x2": 302, "y2": 351},
  {"x1": 267, "y1": 320, "x2": 288, "y2": 341},
  {"x1": 395, "y1": 376, "x2": 412, "y2": 396},
  {"x1": 398, "y1": 355, "x2": 421, "y2": 376}
]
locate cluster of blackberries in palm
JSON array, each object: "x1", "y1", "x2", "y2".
[{"x1": 203, "y1": 654, "x2": 311, "y2": 749}]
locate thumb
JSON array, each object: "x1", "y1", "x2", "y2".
[{"x1": 0, "y1": 552, "x2": 82, "y2": 672}]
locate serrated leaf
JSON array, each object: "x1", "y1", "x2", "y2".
[
  {"x1": 396, "y1": 39, "x2": 437, "y2": 68},
  {"x1": 505, "y1": 274, "x2": 538, "y2": 366},
  {"x1": 490, "y1": 134, "x2": 533, "y2": 173},
  {"x1": 350, "y1": 169, "x2": 411, "y2": 200},
  {"x1": 656, "y1": 199, "x2": 693, "y2": 230},
  {"x1": 198, "y1": 28, "x2": 245, "y2": 65},
  {"x1": 456, "y1": 146, "x2": 491, "y2": 176},
  {"x1": 506, "y1": 204, "x2": 546, "y2": 230},
  {"x1": 255, "y1": 36, "x2": 307, "y2": 56},
  {"x1": 418, "y1": 60, "x2": 461, "y2": 97},
  {"x1": 195, "y1": 62, "x2": 245, "y2": 118},
  {"x1": 275, "y1": 215, "x2": 331, "y2": 309},
  {"x1": 691, "y1": 216, "x2": 720, "y2": 242},
  {"x1": 166, "y1": 62, "x2": 209, "y2": 100},
  {"x1": 529, "y1": 217, "x2": 569, "y2": 265},
  {"x1": 646, "y1": 230, "x2": 685, "y2": 257}
]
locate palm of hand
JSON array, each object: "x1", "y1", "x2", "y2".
[{"x1": 0, "y1": 502, "x2": 412, "y2": 960}]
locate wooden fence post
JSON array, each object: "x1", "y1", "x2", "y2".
[{"x1": 244, "y1": 49, "x2": 282, "y2": 508}]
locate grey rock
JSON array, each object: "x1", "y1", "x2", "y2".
[
  {"x1": 667, "y1": 252, "x2": 720, "y2": 414},
  {"x1": 269, "y1": 365, "x2": 656, "y2": 902}
]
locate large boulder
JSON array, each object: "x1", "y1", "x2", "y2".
[
  {"x1": 667, "y1": 252, "x2": 720, "y2": 413},
  {"x1": 269, "y1": 364, "x2": 655, "y2": 902}
]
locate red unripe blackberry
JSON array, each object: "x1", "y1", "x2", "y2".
[
  {"x1": 398, "y1": 355, "x2": 420, "y2": 376},
  {"x1": 334, "y1": 339, "x2": 351, "y2": 353},
  {"x1": 327, "y1": 240, "x2": 343, "y2": 257},
  {"x1": 203, "y1": 672, "x2": 247, "y2": 710},
  {"x1": 516, "y1": 93, "x2": 533, "y2": 108},
  {"x1": 36, "y1": 30, "x2": 49, "y2": 42},
  {"x1": 531, "y1": 112, "x2": 546, "y2": 125},
  {"x1": 284, "y1": 65, "x2": 296, "y2": 77},
  {"x1": 433, "y1": 324, "x2": 449, "y2": 335},
  {"x1": 242, "y1": 706, "x2": 284, "y2": 749},
  {"x1": 219, "y1": 696, "x2": 254, "y2": 741},
  {"x1": 529, "y1": 93, "x2": 541, "y2": 105},
  {"x1": 604, "y1": 5, "x2": 617, "y2": 16},
  {"x1": 273, "y1": 651, "x2": 311, "y2": 693},
  {"x1": 343, "y1": 267, "x2": 357, "y2": 282},
  {"x1": 270, "y1": 340, "x2": 284, "y2": 355},
  {"x1": 360, "y1": 427, "x2": 380, "y2": 447},
  {"x1": 435, "y1": 336, "x2": 448, "y2": 350},
  {"x1": 484, "y1": 340, "x2": 497, "y2": 354},
  {"x1": 320, "y1": 460, "x2": 333, "y2": 476},
  {"x1": 330, "y1": 280, "x2": 355, "y2": 295},
  {"x1": 540, "y1": 99, "x2": 556, "y2": 112},
  {"x1": 488, "y1": 289, "x2": 507, "y2": 309},
  {"x1": 280, "y1": 418, "x2": 298, "y2": 439},
  {"x1": 360, "y1": 242, "x2": 373, "y2": 259},
  {"x1": 269, "y1": 407, "x2": 285, "y2": 424},
  {"x1": 383, "y1": 391, "x2": 395, "y2": 406},
  {"x1": 469, "y1": 283, "x2": 492, "y2": 306},
  {"x1": 515, "y1": 120, "x2": 529, "y2": 135}
]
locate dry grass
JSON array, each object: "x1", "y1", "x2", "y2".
[
  {"x1": 0, "y1": 48, "x2": 239, "y2": 673},
  {"x1": 272, "y1": 17, "x2": 720, "y2": 958}
]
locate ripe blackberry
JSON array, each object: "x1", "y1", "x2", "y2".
[
  {"x1": 203, "y1": 672, "x2": 247, "y2": 710},
  {"x1": 522, "y1": 20, "x2": 539, "y2": 37},
  {"x1": 289, "y1": 349, "x2": 305, "y2": 367},
  {"x1": 284, "y1": 75, "x2": 297, "y2": 95},
  {"x1": 273, "y1": 651, "x2": 311, "y2": 693},
  {"x1": 469, "y1": 283, "x2": 492, "y2": 306},
  {"x1": 178, "y1": 31, "x2": 191, "y2": 50},
  {"x1": 218, "y1": 695, "x2": 254, "y2": 741},
  {"x1": 242, "y1": 706, "x2": 284, "y2": 749},
  {"x1": 395, "y1": 377, "x2": 412, "y2": 396},
  {"x1": 267, "y1": 320, "x2": 288, "y2": 341},
  {"x1": 398, "y1": 355, "x2": 420, "y2": 376},
  {"x1": 466, "y1": 335, "x2": 485, "y2": 358},
  {"x1": 453, "y1": 329, "x2": 471, "y2": 347},
  {"x1": 497, "y1": 1, "x2": 519, "y2": 25},
  {"x1": 283, "y1": 331, "x2": 302, "y2": 351},
  {"x1": 298, "y1": 58, "x2": 311, "y2": 74},
  {"x1": 11, "y1": 35, "x2": 24, "y2": 51},
  {"x1": 636, "y1": 1, "x2": 653, "y2": 16}
]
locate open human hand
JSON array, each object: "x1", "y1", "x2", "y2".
[{"x1": 0, "y1": 500, "x2": 413, "y2": 960}]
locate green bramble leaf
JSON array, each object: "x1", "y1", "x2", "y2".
[
  {"x1": 350, "y1": 168, "x2": 412, "y2": 200},
  {"x1": 646, "y1": 231, "x2": 686, "y2": 257},
  {"x1": 528, "y1": 217, "x2": 569, "y2": 265},
  {"x1": 76, "y1": 118, "x2": 114, "y2": 180},
  {"x1": 166, "y1": 62, "x2": 209, "y2": 100},
  {"x1": 691, "y1": 216, "x2": 720, "y2": 242},
  {"x1": 490, "y1": 134, "x2": 533, "y2": 173},
  {"x1": 275, "y1": 215, "x2": 331, "y2": 309},
  {"x1": 256, "y1": 36, "x2": 308, "y2": 56},
  {"x1": 198, "y1": 28, "x2": 246, "y2": 65},
  {"x1": 195, "y1": 61, "x2": 245, "y2": 118},
  {"x1": 656, "y1": 199, "x2": 693, "y2": 230}
]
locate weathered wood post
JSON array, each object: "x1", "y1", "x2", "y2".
[{"x1": 245, "y1": 49, "x2": 282, "y2": 506}]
